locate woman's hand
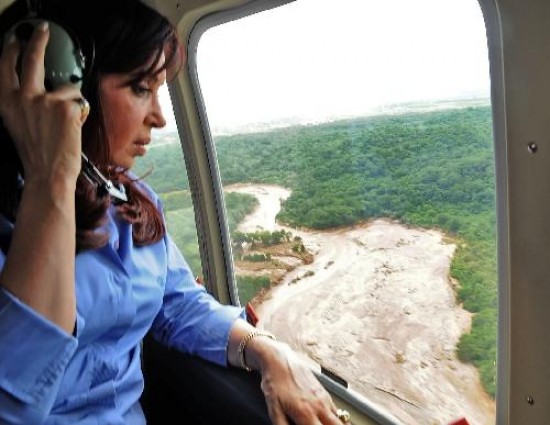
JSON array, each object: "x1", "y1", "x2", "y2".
[
  {"x1": 254, "y1": 340, "x2": 344, "y2": 425},
  {"x1": 0, "y1": 21, "x2": 86, "y2": 334},
  {"x1": 228, "y1": 321, "x2": 345, "y2": 425},
  {"x1": 0, "y1": 21, "x2": 86, "y2": 186}
]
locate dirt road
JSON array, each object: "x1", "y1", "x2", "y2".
[{"x1": 225, "y1": 183, "x2": 496, "y2": 425}]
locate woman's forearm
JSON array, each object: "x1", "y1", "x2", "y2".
[
  {"x1": 227, "y1": 319, "x2": 282, "y2": 371},
  {"x1": 0, "y1": 177, "x2": 77, "y2": 334}
]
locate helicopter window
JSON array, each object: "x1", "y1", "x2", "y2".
[{"x1": 140, "y1": 0, "x2": 498, "y2": 423}]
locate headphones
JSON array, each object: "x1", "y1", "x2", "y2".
[
  {"x1": 7, "y1": 18, "x2": 87, "y2": 91},
  {"x1": 6, "y1": 0, "x2": 92, "y2": 91},
  {"x1": 5, "y1": 1, "x2": 128, "y2": 203}
]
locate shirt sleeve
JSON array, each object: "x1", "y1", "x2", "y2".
[
  {"x1": 0, "y1": 253, "x2": 79, "y2": 424},
  {"x1": 150, "y1": 233, "x2": 245, "y2": 367},
  {"x1": 134, "y1": 181, "x2": 246, "y2": 367}
]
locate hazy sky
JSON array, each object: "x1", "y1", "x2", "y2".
[{"x1": 159, "y1": 0, "x2": 490, "y2": 134}]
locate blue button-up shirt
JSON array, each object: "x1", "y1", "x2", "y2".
[{"x1": 0, "y1": 183, "x2": 244, "y2": 424}]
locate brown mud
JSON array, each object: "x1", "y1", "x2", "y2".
[{"x1": 225, "y1": 183, "x2": 496, "y2": 425}]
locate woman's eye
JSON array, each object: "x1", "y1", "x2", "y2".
[{"x1": 131, "y1": 83, "x2": 151, "y2": 97}]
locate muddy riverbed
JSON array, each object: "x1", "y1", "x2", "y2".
[{"x1": 225, "y1": 183, "x2": 496, "y2": 425}]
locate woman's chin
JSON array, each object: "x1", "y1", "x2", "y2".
[{"x1": 111, "y1": 157, "x2": 136, "y2": 170}]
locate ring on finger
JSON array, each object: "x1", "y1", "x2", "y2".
[
  {"x1": 75, "y1": 97, "x2": 90, "y2": 121},
  {"x1": 336, "y1": 408, "x2": 351, "y2": 424}
]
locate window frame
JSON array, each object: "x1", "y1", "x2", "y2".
[{"x1": 167, "y1": 0, "x2": 508, "y2": 423}]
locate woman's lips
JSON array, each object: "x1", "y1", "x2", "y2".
[{"x1": 134, "y1": 140, "x2": 150, "y2": 155}]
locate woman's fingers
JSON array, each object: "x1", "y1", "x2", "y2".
[
  {"x1": 0, "y1": 34, "x2": 21, "y2": 101},
  {"x1": 19, "y1": 21, "x2": 49, "y2": 94},
  {"x1": 274, "y1": 383, "x2": 341, "y2": 425},
  {"x1": 267, "y1": 401, "x2": 291, "y2": 425},
  {"x1": 257, "y1": 341, "x2": 348, "y2": 425},
  {"x1": 0, "y1": 21, "x2": 83, "y2": 184},
  {"x1": 315, "y1": 386, "x2": 343, "y2": 424},
  {"x1": 320, "y1": 406, "x2": 348, "y2": 425}
]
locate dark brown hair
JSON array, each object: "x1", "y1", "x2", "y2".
[{"x1": 0, "y1": 0, "x2": 184, "y2": 252}]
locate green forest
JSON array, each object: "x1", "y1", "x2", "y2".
[{"x1": 134, "y1": 105, "x2": 497, "y2": 397}]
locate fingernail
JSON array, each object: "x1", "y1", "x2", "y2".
[{"x1": 38, "y1": 21, "x2": 49, "y2": 32}]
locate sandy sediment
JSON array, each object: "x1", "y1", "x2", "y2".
[{"x1": 225, "y1": 183, "x2": 496, "y2": 425}]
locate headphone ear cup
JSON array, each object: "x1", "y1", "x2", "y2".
[
  {"x1": 7, "y1": 19, "x2": 87, "y2": 91},
  {"x1": 43, "y1": 20, "x2": 86, "y2": 91}
]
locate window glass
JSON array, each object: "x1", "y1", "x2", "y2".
[{"x1": 197, "y1": 1, "x2": 497, "y2": 424}]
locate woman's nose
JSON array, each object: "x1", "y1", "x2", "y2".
[{"x1": 148, "y1": 97, "x2": 167, "y2": 128}]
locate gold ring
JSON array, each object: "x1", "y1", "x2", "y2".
[
  {"x1": 336, "y1": 408, "x2": 351, "y2": 424},
  {"x1": 75, "y1": 97, "x2": 90, "y2": 121}
]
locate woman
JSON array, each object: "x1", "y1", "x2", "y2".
[{"x1": 0, "y1": 0, "x2": 346, "y2": 424}]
